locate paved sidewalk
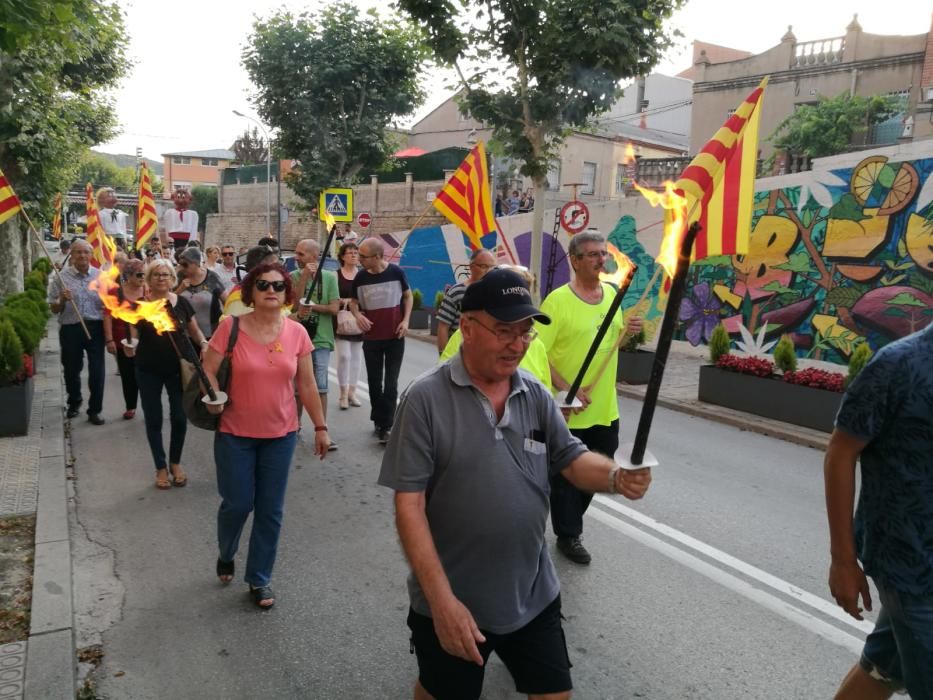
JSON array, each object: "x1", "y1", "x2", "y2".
[
  {"x1": 408, "y1": 330, "x2": 833, "y2": 451},
  {"x1": 0, "y1": 325, "x2": 72, "y2": 700}
]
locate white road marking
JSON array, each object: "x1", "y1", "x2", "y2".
[
  {"x1": 592, "y1": 495, "x2": 873, "y2": 636},
  {"x1": 587, "y1": 506, "x2": 869, "y2": 654},
  {"x1": 327, "y1": 368, "x2": 370, "y2": 401}
]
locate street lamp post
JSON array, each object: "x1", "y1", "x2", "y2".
[{"x1": 232, "y1": 110, "x2": 272, "y2": 244}]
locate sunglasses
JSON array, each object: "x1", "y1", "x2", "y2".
[
  {"x1": 255, "y1": 279, "x2": 286, "y2": 292},
  {"x1": 222, "y1": 252, "x2": 235, "y2": 256},
  {"x1": 131, "y1": 272, "x2": 145, "y2": 279}
]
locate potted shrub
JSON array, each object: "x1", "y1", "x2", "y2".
[
  {"x1": 430, "y1": 290, "x2": 445, "y2": 336},
  {"x1": 409, "y1": 289, "x2": 430, "y2": 330},
  {"x1": 0, "y1": 318, "x2": 34, "y2": 436},
  {"x1": 698, "y1": 326, "x2": 845, "y2": 433},
  {"x1": 617, "y1": 328, "x2": 653, "y2": 384}
]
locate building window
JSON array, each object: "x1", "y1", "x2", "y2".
[
  {"x1": 615, "y1": 164, "x2": 627, "y2": 194},
  {"x1": 546, "y1": 161, "x2": 561, "y2": 191},
  {"x1": 201, "y1": 158, "x2": 218, "y2": 166},
  {"x1": 582, "y1": 162, "x2": 597, "y2": 195},
  {"x1": 172, "y1": 156, "x2": 191, "y2": 165},
  {"x1": 869, "y1": 90, "x2": 910, "y2": 146},
  {"x1": 726, "y1": 108, "x2": 736, "y2": 120},
  {"x1": 173, "y1": 181, "x2": 192, "y2": 191}
]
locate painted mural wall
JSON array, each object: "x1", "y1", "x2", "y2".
[{"x1": 365, "y1": 143, "x2": 931, "y2": 367}]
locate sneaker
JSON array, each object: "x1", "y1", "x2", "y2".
[
  {"x1": 66, "y1": 406, "x2": 81, "y2": 419},
  {"x1": 88, "y1": 413, "x2": 105, "y2": 426},
  {"x1": 556, "y1": 536, "x2": 591, "y2": 565},
  {"x1": 328, "y1": 441, "x2": 339, "y2": 452},
  {"x1": 122, "y1": 409, "x2": 136, "y2": 420},
  {"x1": 377, "y1": 429, "x2": 390, "y2": 445}
]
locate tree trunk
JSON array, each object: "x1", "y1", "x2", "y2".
[
  {"x1": 529, "y1": 175, "x2": 547, "y2": 303},
  {"x1": 0, "y1": 216, "x2": 25, "y2": 298}
]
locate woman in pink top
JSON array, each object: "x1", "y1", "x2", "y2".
[{"x1": 203, "y1": 262, "x2": 330, "y2": 609}]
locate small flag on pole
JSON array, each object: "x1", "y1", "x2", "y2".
[
  {"x1": 666, "y1": 77, "x2": 768, "y2": 260},
  {"x1": 85, "y1": 183, "x2": 115, "y2": 268},
  {"x1": 52, "y1": 193, "x2": 62, "y2": 239},
  {"x1": 432, "y1": 142, "x2": 494, "y2": 250},
  {"x1": 0, "y1": 166, "x2": 23, "y2": 225},
  {"x1": 135, "y1": 163, "x2": 159, "y2": 249}
]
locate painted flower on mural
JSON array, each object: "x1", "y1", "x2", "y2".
[{"x1": 680, "y1": 282, "x2": 722, "y2": 345}]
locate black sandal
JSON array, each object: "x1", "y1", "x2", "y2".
[
  {"x1": 249, "y1": 585, "x2": 275, "y2": 609},
  {"x1": 216, "y1": 558, "x2": 234, "y2": 584}
]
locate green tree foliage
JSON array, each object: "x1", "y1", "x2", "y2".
[
  {"x1": 190, "y1": 186, "x2": 219, "y2": 232},
  {"x1": 0, "y1": 319, "x2": 24, "y2": 385},
  {"x1": 230, "y1": 127, "x2": 269, "y2": 166},
  {"x1": 768, "y1": 92, "x2": 902, "y2": 158},
  {"x1": 845, "y1": 342, "x2": 873, "y2": 388},
  {"x1": 242, "y1": 4, "x2": 427, "y2": 207},
  {"x1": 0, "y1": 0, "x2": 130, "y2": 217},
  {"x1": 398, "y1": 0, "x2": 682, "y2": 292},
  {"x1": 75, "y1": 151, "x2": 137, "y2": 191},
  {"x1": 772, "y1": 334, "x2": 797, "y2": 373}
]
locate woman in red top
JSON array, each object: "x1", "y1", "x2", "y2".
[
  {"x1": 203, "y1": 263, "x2": 330, "y2": 609},
  {"x1": 102, "y1": 258, "x2": 146, "y2": 420}
]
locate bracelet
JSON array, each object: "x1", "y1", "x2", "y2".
[
  {"x1": 314, "y1": 425, "x2": 328, "y2": 432},
  {"x1": 105, "y1": 338, "x2": 114, "y2": 343},
  {"x1": 608, "y1": 466, "x2": 620, "y2": 494}
]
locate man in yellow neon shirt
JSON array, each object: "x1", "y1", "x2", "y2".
[{"x1": 537, "y1": 231, "x2": 642, "y2": 565}]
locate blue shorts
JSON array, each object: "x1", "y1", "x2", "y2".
[
  {"x1": 311, "y1": 348, "x2": 330, "y2": 394},
  {"x1": 859, "y1": 582, "x2": 933, "y2": 698}
]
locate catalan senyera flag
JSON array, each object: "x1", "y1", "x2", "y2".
[
  {"x1": 135, "y1": 163, "x2": 159, "y2": 249},
  {"x1": 668, "y1": 76, "x2": 768, "y2": 260},
  {"x1": 52, "y1": 193, "x2": 62, "y2": 240},
  {"x1": 432, "y1": 141, "x2": 494, "y2": 250},
  {"x1": 0, "y1": 166, "x2": 23, "y2": 225},
  {"x1": 85, "y1": 183, "x2": 114, "y2": 268}
]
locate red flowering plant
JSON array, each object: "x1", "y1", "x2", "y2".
[
  {"x1": 715, "y1": 354, "x2": 775, "y2": 378},
  {"x1": 783, "y1": 367, "x2": 845, "y2": 393}
]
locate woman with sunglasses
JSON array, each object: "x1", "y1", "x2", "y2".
[
  {"x1": 203, "y1": 263, "x2": 330, "y2": 609},
  {"x1": 103, "y1": 258, "x2": 146, "y2": 419},
  {"x1": 125, "y1": 259, "x2": 208, "y2": 490}
]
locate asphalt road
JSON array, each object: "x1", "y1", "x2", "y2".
[{"x1": 69, "y1": 336, "x2": 865, "y2": 699}]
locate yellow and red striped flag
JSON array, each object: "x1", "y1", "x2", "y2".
[
  {"x1": 0, "y1": 166, "x2": 23, "y2": 225},
  {"x1": 135, "y1": 163, "x2": 159, "y2": 248},
  {"x1": 52, "y1": 193, "x2": 62, "y2": 239},
  {"x1": 668, "y1": 76, "x2": 768, "y2": 260},
  {"x1": 432, "y1": 141, "x2": 494, "y2": 250},
  {"x1": 85, "y1": 183, "x2": 115, "y2": 268}
]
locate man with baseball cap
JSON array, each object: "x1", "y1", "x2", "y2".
[{"x1": 379, "y1": 268, "x2": 652, "y2": 700}]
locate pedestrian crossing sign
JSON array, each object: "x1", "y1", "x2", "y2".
[{"x1": 319, "y1": 188, "x2": 353, "y2": 222}]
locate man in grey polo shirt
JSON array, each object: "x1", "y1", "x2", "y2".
[
  {"x1": 379, "y1": 268, "x2": 653, "y2": 700},
  {"x1": 47, "y1": 239, "x2": 106, "y2": 424}
]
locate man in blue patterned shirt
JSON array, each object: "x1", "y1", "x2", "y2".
[{"x1": 824, "y1": 323, "x2": 933, "y2": 699}]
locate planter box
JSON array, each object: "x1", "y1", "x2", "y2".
[
  {"x1": 0, "y1": 377, "x2": 34, "y2": 437},
  {"x1": 617, "y1": 349, "x2": 655, "y2": 385},
  {"x1": 430, "y1": 313, "x2": 439, "y2": 337},
  {"x1": 698, "y1": 365, "x2": 842, "y2": 433},
  {"x1": 410, "y1": 308, "x2": 430, "y2": 330}
]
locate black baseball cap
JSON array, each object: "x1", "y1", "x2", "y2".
[{"x1": 461, "y1": 268, "x2": 551, "y2": 325}]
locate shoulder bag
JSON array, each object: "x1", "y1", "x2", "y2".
[{"x1": 181, "y1": 316, "x2": 239, "y2": 431}]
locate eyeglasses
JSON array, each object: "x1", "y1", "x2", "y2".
[
  {"x1": 222, "y1": 252, "x2": 235, "y2": 257},
  {"x1": 255, "y1": 279, "x2": 286, "y2": 292},
  {"x1": 578, "y1": 250, "x2": 609, "y2": 260},
  {"x1": 359, "y1": 253, "x2": 378, "y2": 259},
  {"x1": 468, "y1": 316, "x2": 537, "y2": 345},
  {"x1": 132, "y1": 272, "x2": 145, "y2": 279}
]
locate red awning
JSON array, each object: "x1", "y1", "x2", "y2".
[{"x1": 393, "y1": 147, "x2": 427, "y2": 158}]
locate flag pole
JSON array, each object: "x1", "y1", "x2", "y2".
[{"x1": 20, "y1": 207, "x2": 92, "y2": 340}]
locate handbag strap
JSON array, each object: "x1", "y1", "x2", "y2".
[{"x1": 218, "y1": 316, "x2": 240, "y2": 392}]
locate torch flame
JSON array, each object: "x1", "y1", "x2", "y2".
[
  {"x1": 633, "y1": 180, "x2": 688, "y2": 278},
  {"x1": 90, "y1": 267, "x2": 176, "y2": 335},
  {"x1": 599, "y1": 243, "x2": 636, "y2": 287},
  {"x1": 623, "y1": 142, "x2": 636, "y2": 165},
  {"x1": 323, "y1": 210, "x2": 336, "y2": 231}
]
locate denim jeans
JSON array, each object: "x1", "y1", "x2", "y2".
[
  {"x1": 135, "y1": 365, "x2": 187, "y2": 471},
  {"x1": 214, "y1": 431, "x2": 298, "y2": 587},
  {"x1": 311, "y1": 347, "x2": 331, "y2": 394},
  {"x1": 60, "y1": 320, "x2": 105, "y2": 414},
  {"x1": 860, "y1": 581, "x2": 933, "y2": 699},
  {"x1": 362, "y1": 338, "x2": 405, "y2": 430},
  {"x1": 550, "y1": 420, "x2": 619, "y2": 538}
]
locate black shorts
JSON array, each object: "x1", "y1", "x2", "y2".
[{"x1": 407, "y1": 595, "x2": 572, "y2": 700}]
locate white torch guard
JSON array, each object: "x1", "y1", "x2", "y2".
[
  {"x1": 614, "y1": 440, "x2": 659, "y2": 469},
  {"x1": 555, "y1": 390, "x2": 584, "y2": 410},
  {"x1": 201, "y1": 390, "x2": 228, "y2": 406},
  {"x1": 120, "y1": 338, "x2": 138, "y2": 349}
]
